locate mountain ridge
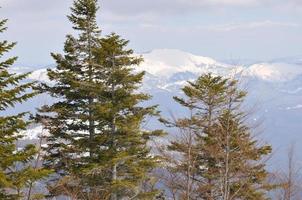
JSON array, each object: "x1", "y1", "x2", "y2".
[{"x1": 25, "y1": 49, "x2": 302, "y2": 84}]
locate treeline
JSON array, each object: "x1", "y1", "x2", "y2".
[{"x1": 0, "y1": 0, "x2": 300, "y2": 199}]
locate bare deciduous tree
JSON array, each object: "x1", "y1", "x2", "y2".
[{"x1": 273, "y1": 144, "x2": 302, "y2": 200}]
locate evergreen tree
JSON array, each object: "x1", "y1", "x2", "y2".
[
  {"x1": 161, "y1": 73, "x2": 273, "y2": 199},
  {"x1": 0, "y1": 18, "x2": 50, "y2": 200},
  {"x1": 37, "y1": 0, "x2": 101, "y2": 179},
  {"x1": 37, "y1": 0, "x2": 164, "y2": 199},
  {"x1": 88, "y1": 33, "x2": 163, "y2": 199}
]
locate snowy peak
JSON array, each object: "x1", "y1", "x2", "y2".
[
  {"x1": 29, "y1": 68, "x2": 49, "y2": 82},
  {"x1": 139, "y1": 49, "x2": 233, "y2": 78},
  {"x1": 144, "y1": 49, "x2": 218, "y2": 66},
  {"x1": 244, "y1": 63, "x2": 302, "y2": 82}
]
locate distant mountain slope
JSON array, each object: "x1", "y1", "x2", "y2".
[
  {"x1": 26, "y1": 49, "x2": 302, "y2": 84},
  {"x1": 17, "y1": 49, "x2": 302, "y2": 165}
]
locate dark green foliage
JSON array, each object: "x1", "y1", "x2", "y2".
[
  {"x1": 37, "y1": 0, "x2": 164, "y2": 199},
  {"x1": 0, "y1": 18, "x2": 50, "y2": 200}
]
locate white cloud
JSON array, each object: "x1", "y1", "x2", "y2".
[
  {"x1": 138, "y1": 20, "x2": 301, "y2": 33},
  {"x1": 101, "y1": 0, "x2": 270, "y2": 16},
  {"x1": 183, "y1": 0, "x2": 265, "y2": 6},
  {"x1": 207, "y1": 21, "x2": 300, "y2": 32},
  {"x1": 1, "y1": 0, "x2": 300, "y2": 22}
]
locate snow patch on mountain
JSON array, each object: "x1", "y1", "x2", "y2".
[
  {"x1": 244, "y1": 63, "x2": 302, "y2": 82},
  {"x1": 21, "y1": 125, "x2": 47, "y2": 140},
  {"x1": 28, "y1": 68, "x2": 50, "y2": 82},
  {"x1": 285, "y1": 104, "x2": 302, "y2": 110}
]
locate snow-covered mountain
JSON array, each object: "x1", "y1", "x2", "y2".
[
  {"x1": 19, "y1": 49, "x2": 302, "y2": 164},
  {"x1": 26, "y1": 49, "x2": 302, "y2": 87}
]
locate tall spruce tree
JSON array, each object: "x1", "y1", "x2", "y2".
[
  {"x1": 0, "y1": 18, "x2": 50, "y2": 200},
  {"x1": 87, "y1": 33, "x2": 163, "y2": 199},
  {"x1": 161, "y1": 73, "x2": 273, "y2": 199},
  {"x1": 37, "y1": 0, "x2": 163, "y2": 199}
]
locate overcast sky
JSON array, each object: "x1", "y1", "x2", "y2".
[{"x1": 1, "y1": 0, "x2": 302, "y2": 67}]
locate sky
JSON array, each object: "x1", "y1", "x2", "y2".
[{"x1": 0, "y1": 0, "x2": 302, "y2": 67}]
